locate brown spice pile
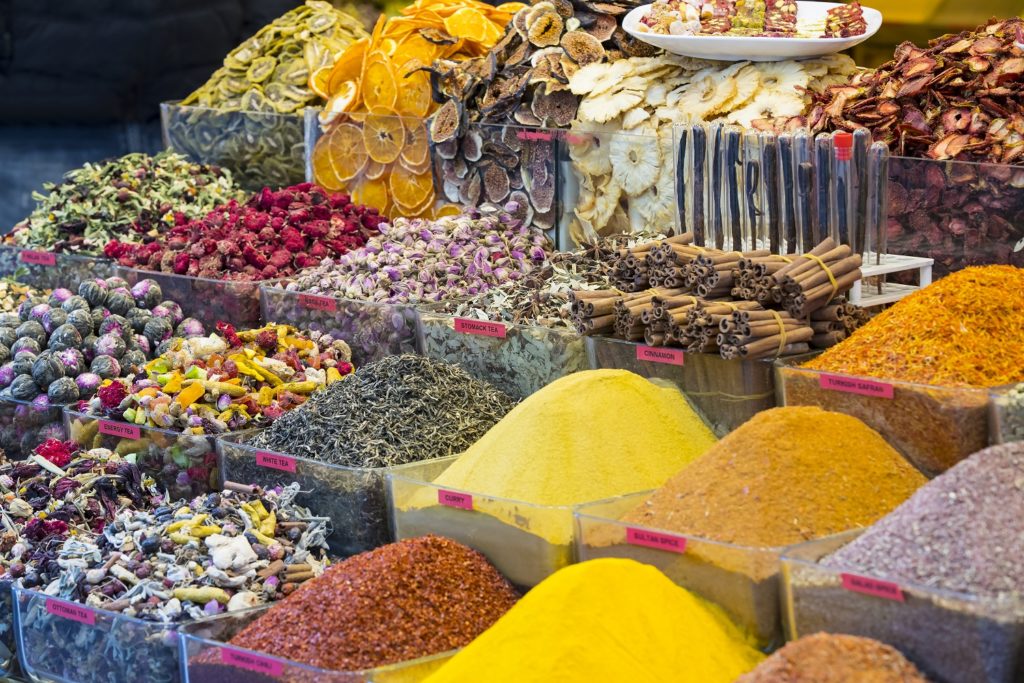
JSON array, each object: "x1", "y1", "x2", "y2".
[
  {"x1": 229, "y1": 535, "x2": 519, "y2": 671},
  {"x1": 804, "y1": 266, "x2": 1024, "y2": 388},
  {"x1": 737, "y1": 633, "x2": 930, "y2": 682},
  {"x1": 622, "y1": 407, "x2": 926, "y2": 547}
]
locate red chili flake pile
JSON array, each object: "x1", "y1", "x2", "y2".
[
  {"x1": 103, "y1": 183, "x2": 385, "y2": 281},
  {"x1": 737, "y1": 633, "x2": 929, "y2": 682},
  {"x1": 228, "y1": 535, "x2": 519, "y2": 671}
]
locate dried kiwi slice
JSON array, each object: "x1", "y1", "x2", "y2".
[{"x1": 247, "y1": 56, "x2": 277, "y2": 83}]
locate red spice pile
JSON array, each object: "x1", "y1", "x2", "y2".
[
  {"x1": 104, "y1": 183, "x2": 384, "y2": 280},
  {"x1": 228, "y1": 535, "x2": 519, "y2": 671}
]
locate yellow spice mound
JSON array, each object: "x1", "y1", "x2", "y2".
[
  {"x1": 424, "y1": 558, "x2": 764, "y2": 683},
  {"x1": 623, "y1": 406, "x2": 927, "y2": 547}
]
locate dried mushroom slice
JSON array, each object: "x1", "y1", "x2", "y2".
[
  {"x1": 453, "y1": 155, "x2": 469, "y2": 179},
  {"x1": 561, "y1": 31, "x2": 605, "y2": 66},
  {"x1": 430, "y1": 99, "x2": 462, "y2": 143},
  {"x1": 534, "y1": 206, "x2": 556, "y2": 231},
  {"x1": 483, "y1": 163, "x2": 512, "y2": 203},
  {"x1": 586, "y1": 13, "x2": 618, "y2": 42},
  {"x1": 528, "y1": 12, "x2": 564, "y2": 48},
  {"x1": 514, "y1": 107, "x2": 543, "y2": 126}
]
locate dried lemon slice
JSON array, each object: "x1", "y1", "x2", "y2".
[
  {"x1": 362, "y1": 108, "x2": 407, "y2": 164},
  {"x1": 362, "y1": 58, "x2": 398, "y2": 111},
  {"x1": 326, "y1": 122, "x2": 368, "y2": 182}
]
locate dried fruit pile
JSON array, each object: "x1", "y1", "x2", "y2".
[
  {"x1": 81, "y1": 324, "x2": 353, "y2": 434},
  {"x1": 811, "y1": 17, "x2": 1024, "y2": 163},
  {"x1": 568, "y1": 53, "x2": 857, "y2": 241},
  {"x1": 283, "y1": 204, "x2": 550, "y2": 304},
  {"x1": 103, "y1": 183, "x2": 384, "y2": 281},
  {"x1": 311, "y1": 0, "x2": 522, "y2": 219},
  {"x1": 0, "y1": 281, "x2": 48, "y2": 316},
  {"x1": 635, "y1": 0, "x2": 868, "y2": 38},
  {"x1": 7, "y1": 152, "x2": 244, "y2": 256},
  {"x1": 0, "y1": 277, "x2": 207, "y2": 406}
]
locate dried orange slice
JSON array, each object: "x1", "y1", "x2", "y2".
[
  {"x1": 362, "y1": 58, "x2": 398, "y2": 111},
  {"x1": 322, "y1": 80, "x2": 358, "y2": 124},
  {"x1": 435, "y1": 203, "x2": 463, "y2": 217},
  {"x1": 392, "y1": 34, "x2": 442, "y2": 67},
  {"x1": 363, "y1": 159, "x2": 387, "y2": 180},
  {"x1": 390, "y1": 164, "x2": 434, "y2": 211},
  {"x1": 327, "y1": 123, "x2": 368, "y2": 183},
  {"x1": 362, "y1": 108, "x2": 406, "y2": 164},
  {"x1": 352, "y1": 177, "x2": 391, "y2": 215},
  {"x1": 311, "y1": 136, "x2": 343, "y2": 191},
  {"x1": 400, "y1": 122, "x2": 431, "y2": 168},
  {"x1": 310, "y1": 66, "x2": 334, "y2": 100},
  {"x1": 395, "y1": 63, "x2": 432, "y2": 118},
  {"x1": 328, "y1": 38, "x2": 367, "y2": 95},
  {"x1": 444, "y1": 8, "x2": 490, "y2": 42}
]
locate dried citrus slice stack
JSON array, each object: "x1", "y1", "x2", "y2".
[{"x1": 311, "y1": 0, "x2": 524, "y2": 219}]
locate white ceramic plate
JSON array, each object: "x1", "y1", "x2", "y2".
[{"x1": 623, "y1": 1, "x2": 882, "y2": 62}]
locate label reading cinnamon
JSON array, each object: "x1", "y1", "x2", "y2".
[
  {"x1": 454, "y1": 318, "x2": 507, "y2": 338},
  {"x1": 626, "y1": 527, "x2": 687, "y2": 554},
  {"x1": 636, "y1": 345, "x2": 684, "y2": 366},
  {"x1": 841, "y1": 573, "x2": 904, "y2": 602},
  {"x1": 256, "y1": 451, "x2": 297, "y2": 473},
  {"x1": 819, "y1": 373, "x2": 893, "y2": 399},
  {"x1": 438, "y1": 489, "x2": 473, "y2": 511},
  {"x1": 98, "y1": 420, "x2": 141, "y2": 440},
  {"x1": 20, "y1": 250, "x2": 57, "y2": 267},
  {"x1": 46, "y1": 598, "x2": 96, "y2": 625},
  {"x1": 298, "y1": 293, "x2": 337, "y2": 312},
  {"x1": 221, "y1": 647, "x2": 284, "y2": 676}
]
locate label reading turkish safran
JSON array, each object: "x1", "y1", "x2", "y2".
[{"x1": 819, "y1": 374, "x2": 894, "y2": 399}]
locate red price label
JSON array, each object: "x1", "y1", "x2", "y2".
[
  {"x1": 626, "y1": 527, "x2": 687, "y2": 554},
  {"x1": 516, "y1": 130, "x2": 553, "y2": 141},
  {"x1": 98, "y1": 420, "x2": 141, "y2": 440},
  {"x1": 454, "y1": 318, "x2": 507, "y2": 338},
  {"x1": 819, "y1": 374, "x2": 893, "y2": 399},
  {"x1": 841, "y1": 573, "x2": 904, "y2": 602},
  {"x1": 636, "y1": 345, "x2": 684, "y2": 366},
  {"x1": 20, "y1": 250, "x2": 56, "y2": 266},
  {"x1": 256, "y1": 451, "x2": 297, "y2": 473},
  {"x1": 438, "y1": 489, "x2": 473, "y2": 511},
  {"x1": 221, "y1": 647, "x2": 284, "y2": 676},
  {"x1": 298, "y1": 294, "x2": 337, "y2": 312},
  {"x1": 46, "y1": 598, "x2": 96, "y2": 625}
]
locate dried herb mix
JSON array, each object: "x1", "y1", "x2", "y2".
[
  {"x1": 249, "y1": 354, "x2": 516, "y2": 467},
  {"x1": 7, "y1": 152, "x2": 244, "y2": 255},
  {"x1": 225, "y1": 535, "x2": 518, "y2": 671},
  {"x1": 737, "y1": 633, "x2": 930, "y2": 683}
]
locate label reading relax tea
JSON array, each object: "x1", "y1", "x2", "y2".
[{"x1": 20, "y1": 250, "x2": 56, "y2": 266}]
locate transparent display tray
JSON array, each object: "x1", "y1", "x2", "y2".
[
  {"x1": 0, "y1": 395, "x2": 67, "y2": 460},
  {"x1": 0, "y1": 246, "x2": 114, "y2": 291},
  {"x1": 990, "y1": 383, "x2": 1024, "y2": 445}
]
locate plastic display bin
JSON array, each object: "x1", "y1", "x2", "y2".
[
  {"x1": 180, "y1": 608, "x2": 454, "y2": 683},
  {"x1": 217, "y1": 433, "x2": 450, "y2": 557},
  {"x1": 162, "y1": 101, "x2": 306, "y2": 191},
  {"x1": 0, "y1": 395, "x2": 67, "y2": 460},
  {"x1": 575, "y1": 492, "x2": 789, "y2": 649},
  {"x1": 0, "y1": 246, "x2": 114, "y2": 291},
  {"x1": 586, "y1": 336, "x2": 776, "y2": 437},
  {"x1": 775, "y1": 354, "x2": 990, "y2": 476},
  {"x1": 116, "y1": 266, "x2": 274, "y2": 330},
  {"x1": 388, "y1": 456, "x2": 576, "y2": 589},
  {"x1": 65, "y1": 410, "x2": 219, "y2": 500},
  {"x1": 782, "y1": 531, "x2": 1024, "y2": 683},
  {"x1": 0, "y1": 580, "x2": 14, "y2": 678},
  {"x1": 260, "y1": 286, "x2": 420, "y2": 367},
  {"x1": 415, "y1": 309, "x2": 588, "y2": 399},
  {"x1": 990, "y1": 383, "x2": 1024, "y2": 445}
]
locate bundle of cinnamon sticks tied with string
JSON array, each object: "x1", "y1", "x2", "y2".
[{"x1": 570, "y1": 234, "x2": 867, "y2": 361}]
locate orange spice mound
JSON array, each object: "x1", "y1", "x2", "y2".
[{"x1": 804, "y1": 265, "x2": 1024, "y2": 388}]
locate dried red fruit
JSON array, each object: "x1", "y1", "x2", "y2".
[{"x1": 34, "y1": 439, "x2": 78, "y2": 468}]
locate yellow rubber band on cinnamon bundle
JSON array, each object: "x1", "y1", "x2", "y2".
[
  {"x1": 801, "y1": 253, "x2": 838, "y2": 298},
  {"x1": 769, "y1": 310, "x2": 788, "y2": 358}
]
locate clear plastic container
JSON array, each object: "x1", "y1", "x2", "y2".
[
  {"x1": 0, "y1": 394, "x2": 67, "y2": 460},
  {"x1": 990, "y1": 383, "x2": 1024, "y2": 445},
  {"x1": 0, "y1": 245, "x2": 114, "y2": 291},
  {"x1": 774, "y1": 354, "x2": 991, "y2": 476},
  {"x1": 13, "y1": 586, "x2": 185, "y2": 683},
  {"x1": 217, "y1": 433, "x2": 438, "y2": 557},
  {"x1": 387, "y1": 456, "x2": 575, "y2": 590},
  {"x1": 586, "y1": 336, "x2": 776, "y2": 437},
  {"x1": 65, "y1": 410, "x2": 219, "y2": 499},
  {"x1": 782, "y1": 531, "x2": 1024, "y2": 683},
  {"x1": 415, "y1": 308, "x2": 587, "y2": 399},
  {"x1": 260, "y1": 285, "x2": 420, "y2": 367},
  {"x1": 575, "y1": 492, "x2": 787, "y2": 649},
  {"x1": 162, "y1": 101, "x2": 307, "y2": 192},
  {"x1": 116, "y1": 265, "x2": 274, "y2": 330},
  {"x1": 180, "y1": 608, "x2": 454, "y2": 683},
  {"x1": 0, "y1": 580, "x2": 15, "y2": 677}
]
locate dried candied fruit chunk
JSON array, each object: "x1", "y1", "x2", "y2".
[
  {"x1": 462, "y1": 130, "x2": 484, "y2": 162},
  {"x1": 560, "y1": 30, "x2": 605, "y2": 66},
  {"x1": 430, "y1": 99, "x2": 462, "y2": 143}
]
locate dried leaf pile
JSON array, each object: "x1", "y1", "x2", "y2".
[
  {"x1": 311, "y1": 0, "x2": 523, "y2": 220},
  {"x1": 811, "y1": 17, "x2": 1024, "y2": 164},
  {"x1": 567, "y1": 53, "x2": 858, "y2": 242}
]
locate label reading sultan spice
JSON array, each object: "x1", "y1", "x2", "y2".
[
  {"x1": 840, "y1": 573, "x2": 904, "y2": 602},
  {"x1": 636, "y1": 345, "x2": 684, "y2": 366},
  {"x1": 454, "y1": 318, "x2": 507, "y2": 339},
  {"x1": 98, "y1": 420, "x2": 142, "y2": 440},
  {"x1": 221, "y1": 647, "x2": 284, "y2": 676},
  {"x1": 438, "y1": 489, "x2": 473, "y2": 511},
  {"x1": 626, "y1": 527, "x2": 687, "y2": 554},
  {"x1": 256, "y1": 451, "x2": 297, "y2": 473},
  {"x1": 819, "y1": 374, "x2": 894, "y2": 399},
  {"x1": 20, "y1": 250, "x2": 57, "y2": 266},
  {"x1": 46, "y1": 598, "x2": 96, "y2": 625},
  {"x1": 517, "y1": 130, "x2": 553, "y2": 142},
  {"x1": 298, "y1": 293, "x2": 337, "y2": 312}
]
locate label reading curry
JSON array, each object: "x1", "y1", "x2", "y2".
[{"x1": 438, "y1": 489, "x2": 473, "y2": 511}]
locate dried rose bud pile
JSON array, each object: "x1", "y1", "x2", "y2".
[
  {"x1": 80, "y1": 323, "x2": 354, "y2": 434},
  {"x1": 283, "y1": 203, "x2": 551, "y2": 304},
  {"x1": 104, "y1": 183, "x2": 385, "y2": 281}
]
